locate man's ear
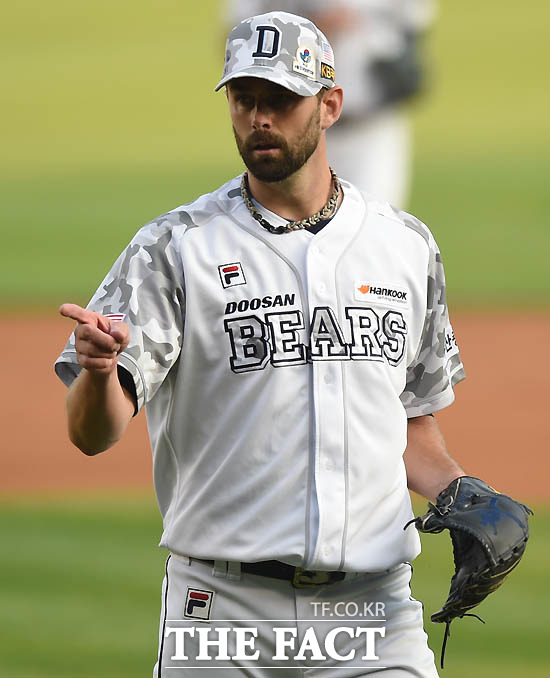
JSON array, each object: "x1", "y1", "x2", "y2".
[{"x1": 320, "y1": 86, "x2": 344, "y2": 131}]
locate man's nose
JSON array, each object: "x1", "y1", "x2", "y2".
[{"x1": 252, "y1": 102, "x2": 273, "y2": 129}]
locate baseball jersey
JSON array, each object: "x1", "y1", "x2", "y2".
[{"x1": 55, "y1": 177, "x2": 464, "y2": 572}]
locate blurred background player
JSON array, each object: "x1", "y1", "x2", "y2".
[{"x1": 225, "y1": 0, "x2": 436, "y2": 208}]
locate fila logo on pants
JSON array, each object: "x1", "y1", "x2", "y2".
[
  {"x1": 223, "y1": 305, "x2": 407, "y2": 374},
  {"x1": 184, "y1": 588, "x2": 214, "y2": 620}
]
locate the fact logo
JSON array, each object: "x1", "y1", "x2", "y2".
[
  {"x1": 219, "y1": 262, "x2": 246, "y2": 289},
  {"x1": 184, "y1": 588, "x2": 214, "y2": 621}
]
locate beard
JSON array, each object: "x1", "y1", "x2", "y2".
[{"x1": 233, "y1": 104, "x2": 321, "y2": 183}]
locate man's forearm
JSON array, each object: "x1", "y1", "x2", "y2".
[
  {"x1": 66, "y1": 369, "x2": 135, "y2": 455},
  {"x1": 404, "y1": 415, "x2": 465, "y2": 502}
]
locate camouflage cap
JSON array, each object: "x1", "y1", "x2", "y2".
[{"x1": 215, "y1": 11, "x2": 336, "y2": 97}]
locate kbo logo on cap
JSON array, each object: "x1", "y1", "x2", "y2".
[{"x1": 184, "y1": 588, "x2": 214, "y2": 620}]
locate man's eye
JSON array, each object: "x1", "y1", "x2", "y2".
[
  {"x1": 236, "y1": 95, "x2": 254, "y2": 107},
  {"x1": 271, "y1": 95, "x2": 297, "y2": 109}
]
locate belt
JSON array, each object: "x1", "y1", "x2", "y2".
[{"x1": 193, "y1": 558, "x2": 346, "y2": 588}]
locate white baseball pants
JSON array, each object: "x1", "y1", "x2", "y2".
[{"x1": 153, "y1": 554, "x2": 439, "y2": 677}]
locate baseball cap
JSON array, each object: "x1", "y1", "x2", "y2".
[{"x1": 215, "y1": 11, "x2": 336, "y2": 97}]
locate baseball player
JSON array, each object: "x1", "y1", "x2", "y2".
[
  {"x1": 225, "y1": 0, "x2": 436, "y2": 207},
  {"x1": 55, "y1": 11, "x2": 466, "y2": 677}
]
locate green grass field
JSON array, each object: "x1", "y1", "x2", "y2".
[
  {"x1": 1, "y1": 495, "x2": 547, "y2": 678},
  {"x1": 1, "y1": 1, "x2": 549, "y2": 308}
]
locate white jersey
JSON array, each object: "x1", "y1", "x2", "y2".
[{"x1": 55, "y1": 177, "x2": 464, "y2": 572}]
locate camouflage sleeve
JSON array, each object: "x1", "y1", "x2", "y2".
[
  {"x1": 400, "y1": 233, "x2": 466, "y2": 417},
  {"x1": 54, "y1": 214, "x2": 186, "y2": 413}
]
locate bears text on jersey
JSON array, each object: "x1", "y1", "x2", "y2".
[{"x1": 224, "y1": 305, "x2": 407, "y2": 373}]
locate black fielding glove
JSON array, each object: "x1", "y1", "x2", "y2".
[{"x1": 406, "y1": 476, "x2": 532, "y2": 667}]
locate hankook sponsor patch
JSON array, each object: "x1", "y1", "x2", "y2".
[{"x1": 354, "y1": 281, "x2": 409, "y2": 308}]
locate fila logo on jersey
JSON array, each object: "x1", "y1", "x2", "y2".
[
  {"x1": 184, "y1": 588, "x2": 214, "y2": 621},
  {"x1": 219, "y1": 262, "x2": 246, "y2": 288},
  {"x1": 224, "y1": 305, "x2": 407, "y2": 373}
]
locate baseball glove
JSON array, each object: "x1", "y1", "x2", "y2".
[{"x1": 406, "y1": 476, "x2": 532, "y2": 667}]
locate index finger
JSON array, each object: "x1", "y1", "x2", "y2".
[
  {"x1": 59, "y1": 303, "x2": 111, "y2": 333},
  {"x1": 59, "y1": 303, "x2": 95, "y2": 325}
]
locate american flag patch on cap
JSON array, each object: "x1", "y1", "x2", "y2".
[{"x1": 321, "y1": 41, "x2": 334, "y2": 66}]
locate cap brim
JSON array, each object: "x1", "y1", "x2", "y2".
[{"x1": 215, "y1": 66, "x2": 322, "y2": 97}]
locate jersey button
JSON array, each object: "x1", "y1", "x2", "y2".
[
  {"x1": 318, "y1": 283, "x2": 326, "y2": 293},
  {"x1": 323, "y1": 373, "x2": 332, "y2": 384}
]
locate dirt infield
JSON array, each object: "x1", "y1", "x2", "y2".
[{"x1": 1, "y1": 313, "x2": 548, "y2": 501}]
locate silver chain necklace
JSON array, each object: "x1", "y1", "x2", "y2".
[{"x1": 240, "y1": 168, "x2": 341, "y2": 235}]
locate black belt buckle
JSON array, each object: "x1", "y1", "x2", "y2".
[{"x1": 292, "y1": 567, "x2": 345, "y2": 588}]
